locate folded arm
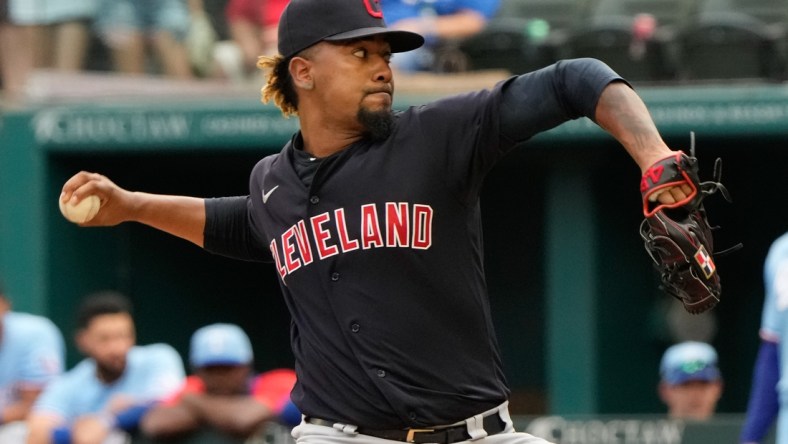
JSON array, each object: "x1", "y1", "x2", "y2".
[
  {"x1": 142, "y1": 393, "x2": 274, "y2": 438},
  {"x1": 26, "y1": 412, "x2": 65, "y2": 444},
  {"x1": 1, "y1": 386, "x2": 43, "y2": 423},
  {"x1": 140, "y1": 402, "x2": 202, "y2": 438}
]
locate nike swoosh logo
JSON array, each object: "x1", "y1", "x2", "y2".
[{"x1": 262, "y1": 185, "x2": 279, "y2": 204}]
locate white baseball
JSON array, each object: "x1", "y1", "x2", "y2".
[{"x1": 59, "y1": 195, "x2": 101, "y2": 224}]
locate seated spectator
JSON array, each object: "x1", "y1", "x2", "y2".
[
  {"x1": 184, "y1": 0, "x2": 221, "y2": 78},
  {"x1": 0, "y1": 0, "x2": 34, "y2": 98},
  {"x1": 658, "y1": 341, "x2": 723, "y2": 420},
  {"x1": 9, "y1": 0, "x2": 96, "y2": 72},
  {"x1": 1, "y1": 0, "x2": 94, "y2": 99},
  {"x1": 140, "y1": 323, "x2": 299, "y2": 442},
  {"x1": 740, "y1": 232, "x2": 788, "y2": 444},
  {"x1": 92, "y1": 0, "x2": 194, "y2": 78},
  {"x1": 26, "y1": 291, "x2": 185, "y2": 444},
  {"x1": 212, "y1": 0, "x2": 288, "y2": 82},
  {"x1": 381, "y1": 0, "x2": 500, "y2": 72},
  {"x1": 0, "y1": 281, "x2": 65, "y2": 443}
]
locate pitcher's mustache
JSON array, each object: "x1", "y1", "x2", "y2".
[{"x1": 365, "y1": 85, "x2": 393, "y2": 95}]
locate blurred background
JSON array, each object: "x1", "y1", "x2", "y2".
[{"x1": 2, "y1": 0, "x2": 788, "y2": 442}]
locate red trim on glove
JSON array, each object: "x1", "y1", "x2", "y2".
[{"x1": 641, "y1": 151, "x2": 699, "y2": 217}]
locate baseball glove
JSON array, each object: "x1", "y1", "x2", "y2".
[{"x1": 639, "y1": 149, "x2": 740, "y2": 314}]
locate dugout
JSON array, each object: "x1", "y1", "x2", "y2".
[{"x1": 1, "y1": 74, "x2": 787, "y2": 418}]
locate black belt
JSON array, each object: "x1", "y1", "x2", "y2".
[{"x1": 305, "y1": 413, "x2": 507, "y2": 443}]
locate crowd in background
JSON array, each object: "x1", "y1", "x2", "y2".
[
  {"x1": 0, "y1": 0, "x2": 290, "y2": 99},
  {"x1": 0, "y1": 277, "x2": 752, "y2": 443},
  {"x1": 2, "y1": 0, "x2": 787, "y2": 101},
  {"x1": 0, "y1": 285, "x2": 299, "y2": 444},
  {"x1": 0, "y1": 0, "x2": 504, "y2": 100}
]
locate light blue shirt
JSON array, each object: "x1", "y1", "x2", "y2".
[
  {"x1": 0, "y1": 312, "x2": 65, "y2": 409},
  {"x1": 381, "y1": 0, "x2": 500, "y2": 26},
  {"x1": 760, "y1": 233, "x2": 788, "y2": 403},
  {"x1": 32, "y1": 344, "x2": 184, "y2": 422},
  {"x1": 381, "y1": 0, "x2": 501, "y2": 71}
]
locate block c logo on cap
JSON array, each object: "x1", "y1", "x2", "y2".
[{"x1": 363, "y1": 0, "x2": 383, "y2": 18}]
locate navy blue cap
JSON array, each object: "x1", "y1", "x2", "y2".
[{"x1": 278, "y1": 0, "x2": 425, "y2": 58}]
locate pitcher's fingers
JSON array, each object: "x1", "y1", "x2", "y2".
[
  {"x1": 667, "y1": 183, "x2": 694, "y2": 201},
  {"x1": 656, "y1": 189, "x2": 676, "y2": 204},
  {"x1": 61, "y1": 172, "x2": 107, "y2": 204}
]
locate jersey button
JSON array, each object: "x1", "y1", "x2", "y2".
[
  {"x1": 331, "y1": 272, "x2": 340, "y2": 281},
  {"x1": 408, "y1": 412, "x2": 417, "y2": 421},
  {"x1": 376, "y1": 369, "x2": 386, "y2": 378},
  {"x1": 350, "y1": 323, "x2": 360, "y2": 333},
  {"x1": 310, "y1": 196, "x2": 320, "y2": 204}
]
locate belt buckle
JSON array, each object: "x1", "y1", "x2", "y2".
[{"x1": 405, "y1": 428, "x2": 435, "y2": 443}]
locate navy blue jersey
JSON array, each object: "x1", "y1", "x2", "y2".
[{"x1": 205, "y1": 59, "x2": 622, "y2": 428}]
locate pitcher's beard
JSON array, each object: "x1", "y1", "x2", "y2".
[{"x1": 358, "y1": 108, "x2": 394, "y2": 141}]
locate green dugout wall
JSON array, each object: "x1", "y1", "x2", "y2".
[{"x1": 1, "y1": 83, "x2": 787, "y2": 416}]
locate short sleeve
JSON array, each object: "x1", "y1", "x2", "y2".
[
  {"x1": 19, "y1": 321, "x2": 65, "y2": 386},
  {"x1": 760, "y1": 235, "x2": 788, "y2": 341},
  {"x1": 31, "y1": 373, "x2": 76, "y2": 420},
  {"x1": 137, "y1": 345, "x2": 186, "y2": 401}
]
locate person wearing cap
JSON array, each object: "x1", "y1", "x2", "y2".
[
  {"x1": 381, "y1": 0, "x2": 500, "y2": 72},
  {"x1": 26, "y1": 291, "x2": 185, "y2": 444},
  {"x1": 741, "y1": 232, "x2": 788, "y2": 444},
  {"x1": 140, "y1": 323, "x2": 298, "y2": 442},
  {"x1": 658, "y1": 341, "x2": 723, "y2": 421},
  {"x1": 0, "y1": 280, "x2": 65, "y2": 443},
  {"x1": 223, "y1": 0, "x2": 290, "y2": 76},
  {"x1": 59, "y1": 0, "x2": 696, "y2": 442}
]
